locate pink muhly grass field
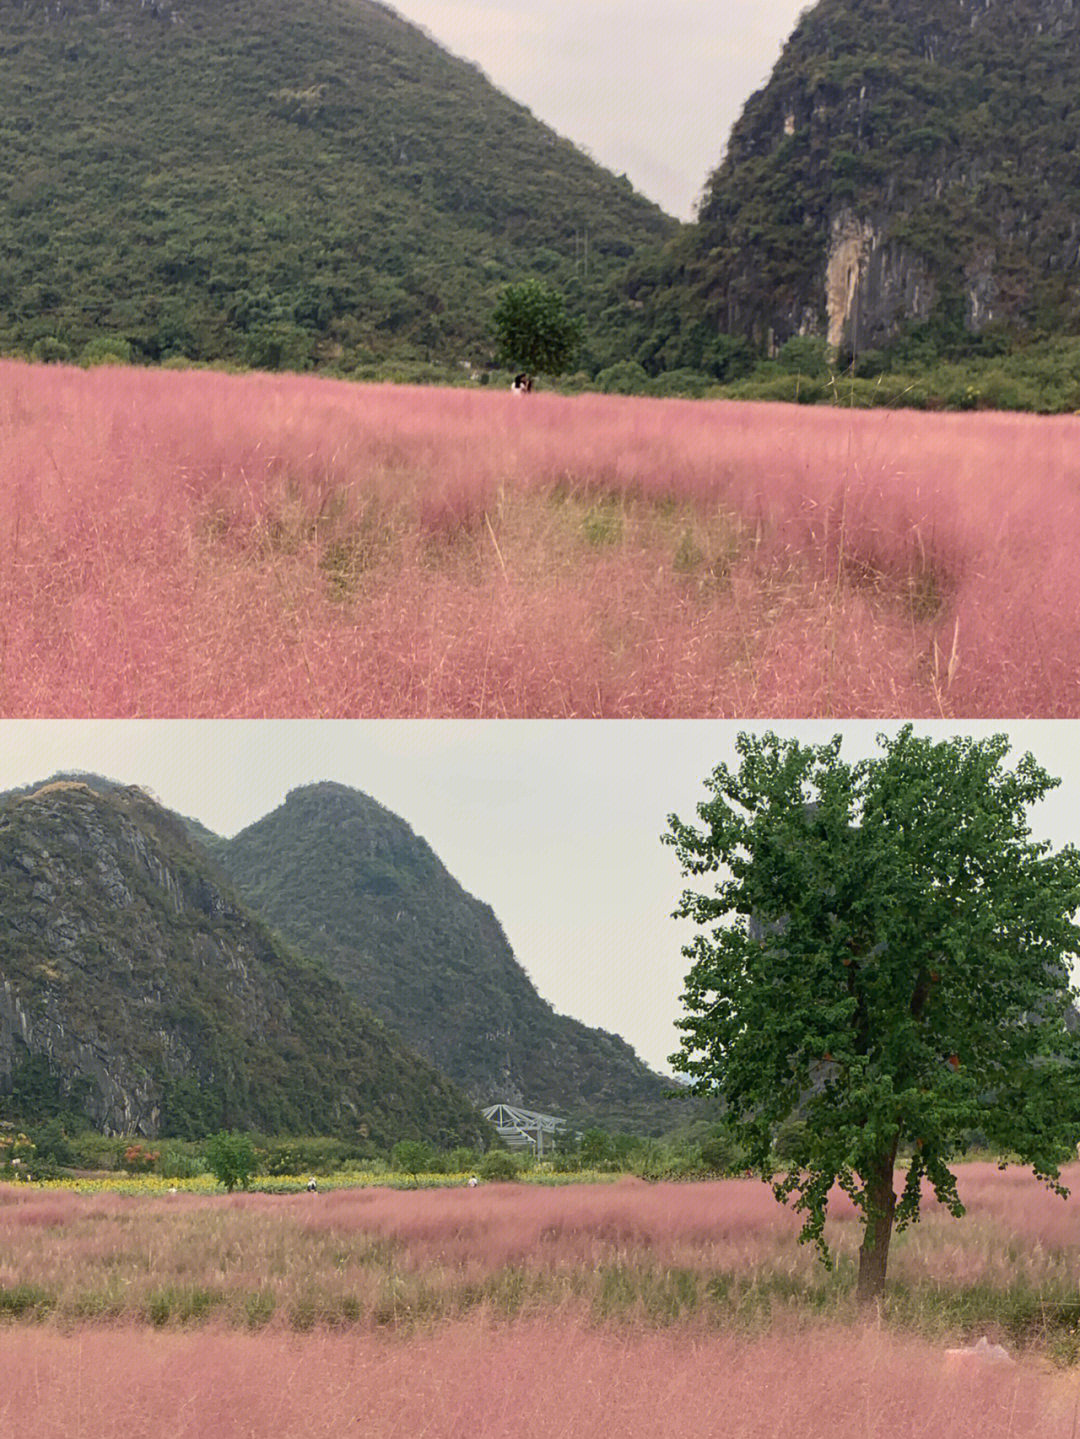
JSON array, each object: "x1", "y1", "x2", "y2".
[
  {"x1": 4, "y1": 1166, "x2": 1080, "y2": 1325},
  {"x1": 0, "y1": 1318, "x2": 1070, "y2": 1439},
  {"x1": 3, "y1": 358, "x2": 1079, "y2": 715}
]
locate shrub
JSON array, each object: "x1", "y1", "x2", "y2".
[
  {"x1": 479, "y1": 1149, "x2": 521, "y2": 1181},
  {"x1": 391, "y1": 1140, "x2": 434, "y2": 1178},
  {"x1": 648, "y1": 368, "x2": 714, "y2": 398},
  {"x1": 30, "y1": 336, "x2": 71, "y2": 364},
  {"x1": 121, "y1": 1143, "x2": 160, "y2": 1173},
  {"x1": 30, "y1": 1118, "x2": 74, "y2": 1168},
  {"x1": 776, "y1": 335, "x2": 830, "y2": 377},
  {"x1": 259, "y1": 1136, "x2": 352, "y2": 1176},
  {"x1": 698, "y1": 1131, "x2": 747, "y2": 1176},
  {"x1": 594, "y1": 360, "x2": 649, "y2": 394},
  {"x1": 204, "y1": 1131, "x2": 256, "y2": 1192},
  {"x1": 79, "y1": 335, "x2": 132, "y2": 367}
]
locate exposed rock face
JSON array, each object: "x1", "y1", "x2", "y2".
[
  {"x1": 0, "y1": 782, "x2": 486, "y2": 1145},
  {"x1": 680, "y1": 0, "x2": 1080, "y2": 355},
  {"x1": 823, "y1": 210, "x2": 934, "y2": 352}
]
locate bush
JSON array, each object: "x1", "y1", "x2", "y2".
[
  {"x1": 446, "y1": 1146, "x2": 479, "y2": 1173},
  {"x1": 157, "y1": 1145, "x2": 204, "y2": 1179},
  {"x1": 594, "y1": 360, "x2": 649, "y2": 395},
  {"x1": 479, "y1": 1149, "x2": 521, "y2": 1181},
  {"x1": 30, "y1": 336, "x2": 72, "y2": 364},
  {"x1": 390, "y1": 1139, "x2": 434, "y2": 1177},
  {"x1": 772, "y1": 1117, "x2": 809, "y2": 1162},
  {"x1": 121, "y1": 1142, "x2": 160, "y2": 1173},
  {"x1": 698, "y1": 1131, "x2": 747, "y2": 1176},
  {"x1": 648, "y1": 368, "x2": 714, "y2": 398},
  {"x1": 80, "y1": 335, "x2": 132, "y2": 367},
  {"x1": 776, "y1": 335, "x2": 830, "y2": 377},
  {"x1": 259, "y1": 1136, "x2": 352, "y2": 1176},
  {"x1": 30, "y1": 1118, "x2": 74, "y2": 1168},
  {"x1": 205, "y1": 1131, "x2": 256, "y2": 1192}
]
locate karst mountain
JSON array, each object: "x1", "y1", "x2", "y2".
[
  {"x1": 625, "y1": 0, "x2": 1080, "y2": 371},
  {"x1": 0, "y1": 778, "x2": 487, "y2": 1146},
  {"x1": 0, "y1": 0, "x2": 673, "y2": 368}
]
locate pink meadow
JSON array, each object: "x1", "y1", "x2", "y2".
[
  {"x1": 2, "y1": 1167, "x2": 1079, "y2": 1436},
  {"x1": 3, "y1": 360, "x2": 1077, "y2": 716}
]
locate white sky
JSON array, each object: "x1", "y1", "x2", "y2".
[
  {"x1": 385, "y1": 0, "x2": 811, "y2": 220},
  {"x1": 2, "y1": 721, "x2": 1079, "y2": 1079}
]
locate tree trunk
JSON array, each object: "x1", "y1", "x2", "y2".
[{"x1": 856, "y1": 1142, "x2": 898, "y2": 1307}]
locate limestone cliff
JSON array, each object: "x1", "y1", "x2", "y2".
[
  {"x1": 669, "y1": 0, "x2": 1080, "y2": 357},
  {"x1": 0, "y1": 781, "x2": 486, "y2": 1145}
]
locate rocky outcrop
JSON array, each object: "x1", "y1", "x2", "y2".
[
  {"x1": 0, "y1": 782, "x2": 487, "y2": 1145},
  {"x1": 677, "y1": 0, "x2": 1080, "y2": 356}
]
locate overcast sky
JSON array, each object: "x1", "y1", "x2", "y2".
[
  {"x1": 3, "y1": 721, "x2": 1079, "y2": 1080},
  {"x1": 386, "y1": 0, "x2": 811, "y2": 220}
]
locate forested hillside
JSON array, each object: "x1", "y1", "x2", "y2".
[
  {"x1": 0, "y1": 0, "x2": 674, "y2": 370},
  {"x1": 209, "y1": 784, "x2": 684, "y2": 1133},
  {"x1": 0, "y1": 779, "x2": 488, "y2": 1147}
]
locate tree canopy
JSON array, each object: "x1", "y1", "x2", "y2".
[
  {"x1": 490, "y1": 279, "x2": 584, "y2": 377},
  {"x1": 664, "y1": 727, "x2": 1080, "y2": 1303}
]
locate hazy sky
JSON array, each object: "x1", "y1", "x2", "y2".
[
  {"x1": 3, "y1": 721, "x2": 1079, "y2": 1080},
  {"x1": 386, "y1": 0, "x2": 810, "y2": 220}
]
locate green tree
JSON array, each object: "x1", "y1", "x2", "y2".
[
  {"x1": 390, "y1": 1139, "x2": 433, "y2": 1181},
  {"x1": 204, "y1": 1130, "x2": 257, "y2": 1193},
  {"x1": 664, "y1": 727, "x2": 1080, "y2": 1305},
  {"x1": 578, "y1": 1128, "x2": 612, "y2": 1167},
  {"x1": 491, "y1": 278, "x2": 583, "y2": 378}
]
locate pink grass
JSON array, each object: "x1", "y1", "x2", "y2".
[
  {"x1": 2, "y1": 360, "x2": 1079, "y2": 714},
  {"x1": 5, "y1": 1165, "x2": 1080, "y2": 1324},
  {"x1": 0, "y1": 1318, "x2": 1069, "y2": 1439}
]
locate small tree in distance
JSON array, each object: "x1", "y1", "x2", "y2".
[
  {"x1": 391, "y1": 1139, "x2": 433, "y2": 1184},
  {"x1": 491, "y1": 278, "x2": 583, "y2": 381},
  {"x1": 664, "y1": 726, "x2": 1080, "y2": 1305},
  {"x1": 204, "y1": 1130, "x2": 256, "y2": 1193}
]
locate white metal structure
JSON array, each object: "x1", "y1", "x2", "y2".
[{"x1": 481, "y1": 1104, "x2": 566, "y2": 1156}]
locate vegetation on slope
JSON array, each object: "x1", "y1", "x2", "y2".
[
  {"x1": 0, "y1": 0, "x2": 673, "y2": 370},
  {"x1": 615, "y1": 0, "x2": 1080, "y2": 374},
  {"x1": 207, "y1": 783, "x2": 683, "y2": 1131},
  {"x1": 0, "y1": 780, "x2": 488, "y2": 1147}
]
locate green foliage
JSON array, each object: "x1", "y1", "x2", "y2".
[
  {"x1": 390, "y1": 1139, "x2": 435, "y2": 1178},
  {"x1": 578, "y1": 1128, "x2": 613, "y2": 1167},
  {"x1": 491, "y1": 279, "x2": 584, "y2": 377},
  {"x1": 30, "y1": 336, "x2": 71, "y2": 364},
  {"x1": 29, "y1": 1118, "x2": 74, "y2": 1169},
  {"x1": 2, "y1": 1049, "x2": 91, "y2": 1130},
  {"x1": 665, "y1": 726, "x2": 1080, "y2": 1300},
  {"x1": 79, "y1": 335, "x2": 132, "y2": 367},
  {"x1": 205, "y1": 1130, "x2": 257, "y2": 1192},
  {"x1": 258, "y1": 1135, "x2": 354, "y2": 1176},
  {"x1": 776, "y1": 335, "x2": 829, "y2": 377},
  {"x1": 479, "y1": 1148, "x2": 523, "y2": 1181},
  {"x1": 0, "y1": 0, "x2": 672, "y2": 371},
  {"x1": 594, "y1": 359, "x2": 649, "y2": 394}
]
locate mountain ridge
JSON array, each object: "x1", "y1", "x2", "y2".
[
  {"x1": 0, "y1": 0, "x2": 675, "y2": 369},
  {"x1": 203, "y1": 782, "x2": 684, "y2": 1132},
  {"x1": 0, "y1": 778, "x2": 488, "y2": 1147}
]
